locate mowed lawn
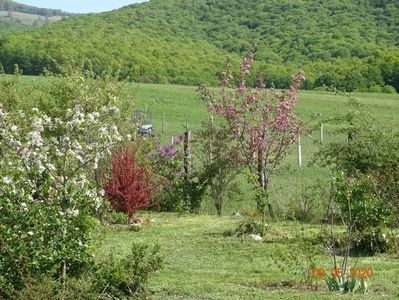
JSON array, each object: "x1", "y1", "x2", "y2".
[{"x1": 98, "y1": 213, "x2": 399, "y2": 299}]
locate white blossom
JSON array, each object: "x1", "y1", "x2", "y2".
[
  {"x1": 2, "y1": 176, "x2": 12, "y2": 184},
  {"x1": 66, "y1": 208, "x2": 80, "y2": 217},
  {"x1": 28, "y1": 131, "x2": 43, "y2": 147},
  {"x1": 0, "y1": 102, "x2": 124, "y2": 218}
]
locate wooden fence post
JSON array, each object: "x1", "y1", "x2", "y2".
[
  {"x1": 183, "y1": 130, "x2": 191, "y2": 208},
  {"x1": 320, "y1": 123, "x2": 324, "y2": 143},
  {"x1": 183, "y1": 130, "x2": 191, "y2": 177},
  {"x1": 185, "y1": 114, "x2": 189, "y2": 132}
]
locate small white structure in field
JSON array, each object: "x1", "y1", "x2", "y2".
[{"x1": 249, "y1": 234, "x2": 263, "y2": 241}]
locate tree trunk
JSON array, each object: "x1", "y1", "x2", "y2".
[
  {"x1": 258, "y1": 148, "x2": 275, "y2": 222},
  {"x1": 216, "y1": 202, "x2": 222, "y2": 216}
]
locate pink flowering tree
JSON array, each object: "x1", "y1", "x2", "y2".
[{"x1": 199, "y1": 52, "x2": 305, "y2": 221}]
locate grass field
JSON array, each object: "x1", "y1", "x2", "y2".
[
  {"x1": 98, "y1": 212, "x2": 399, "y2": 299},
  {"x1": 129, "y1": 83, "x2": 399, "y2": 140},
  {"x1": 0, "y1": 11, "x2": 62, "y2": 25}
]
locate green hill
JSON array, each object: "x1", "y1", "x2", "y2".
[{"x1": 0, "y1": 0, "x2": 398, "y2": 90}]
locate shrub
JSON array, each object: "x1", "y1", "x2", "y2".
[
  {"x1": 196, "y1": 120, "x2": 240, "y2": 216},
  {"x1": 148, "y1": 133, "x2": 186, "y2": 212},
  {"x1": 149, "y1": 132, "x2": 210, "y2": 213},
  {"x1": 92, "y1": 243, "x2": 163, "y2": 299},
  {"x1": 315, "y1": 99, "x2": 399, "y2": 175},
  {"x1": 372, "y1": 165, "x2": 399, "y2": 227},
  {"x1": 335, "y1": 173, "x2": 393, "y2": 232},
  {"x1": 287, "y1": 181, "x2": 328, "y2": 222},
  {"x1": 230, "y1": 216, "x2": 269, "y2": 237},
  {"x1": 0, "y1": 100, "x2": 123, "y2": 292},
  {"x1": 352, "y1": 229, "x2": 391, "y2": 255},
  {"x1": 104, "y1": 210, "x2": 129, "y2": 225},
  {"x1": 7, "y1": 243, "x2": 163, "y2": 300},
  {"x1": 368, "y1": 85, "x2": 382, "y2": 93},
  {"x1": 382, "y1": 85, "x2": 397, "y2": 94},
  {"x1": 104, "y1": 147, "x2": 159, "y2": 222},
  {"x1": 334, "y1": 173, "x2": 394, "y2": 254},
  {"x1": 315, "y1": 99, "x2": 399, "y2": 252}
]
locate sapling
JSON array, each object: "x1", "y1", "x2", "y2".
[{"x1": 200, "y1": 51, "x2": 304, "y2": 221}]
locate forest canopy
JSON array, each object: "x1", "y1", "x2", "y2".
[{"x1": 0, "y1": 0, "x2": 398, "y2": 91}]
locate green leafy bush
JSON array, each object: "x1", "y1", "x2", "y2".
[
  {"x1": 315, "y1": 99, "x2": 399, "y2": 175},
  {"x1": 93, "y1": 243, "x2": 163, "y2": 299},
  {"x1": 316, "y1": 100, "x2": 399, "y2": 254},
  {"x1": 287, "y1": 181, "x2": 328, "y2": 222},
  {"x1": 6, "y1": 243, "x2": 163, "y2": 300},
  {"x1": 334, "y1": 173, "x2": 394, "y2": 254},
  {"x1": 230, "y1": 217, "x2": 269, "y2": 237},
  {"x1": 382, "y1": 85, "x2": 397, "y2": 94},
  {"x1": 104, "y1": 210, "x2": 129, "y2": 225},
  {"x1": 0, "y1": 69, "x2": 126, "y2": 292},
  {"x1": 335, "y1": 173, "x2": 393, "y2": 232},
  {"x1": 196, "y1": 120, "x2": 240, "y2": 216}
]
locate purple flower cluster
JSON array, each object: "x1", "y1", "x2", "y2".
[{"x1": 156, "y1": 132, "x2": 186, "y2": 159}]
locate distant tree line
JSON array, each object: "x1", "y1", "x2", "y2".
[{"x1": 0, "y1": 0, "x2": 70, "y2": 16}]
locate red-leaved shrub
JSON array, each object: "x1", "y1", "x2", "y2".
[{"x1": 104, "y1": 147, "x2": 158, "y2": 221}]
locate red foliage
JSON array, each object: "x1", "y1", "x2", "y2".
[{"x1": 104, "y1": 147, "x2": 158, "y2": 219}]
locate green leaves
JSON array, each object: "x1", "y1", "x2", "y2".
[{"x1": 325, "y1": 270, "x2": 369, "y2": 294}]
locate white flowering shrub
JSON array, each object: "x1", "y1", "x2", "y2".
[{"x1": 0, "y1": 100, "x2": 123, "y2": 292}]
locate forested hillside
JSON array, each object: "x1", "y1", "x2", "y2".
[
  {"x1": 0, "y1": 18, "x2": 30, "y2": 36},
  {"x1": 0, "y1": 0, "x2": 398, "y2": 90}
]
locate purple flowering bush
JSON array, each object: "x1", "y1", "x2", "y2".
[{"x1": 148, "y1": 133, "x2": 187, "y2": 211}]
